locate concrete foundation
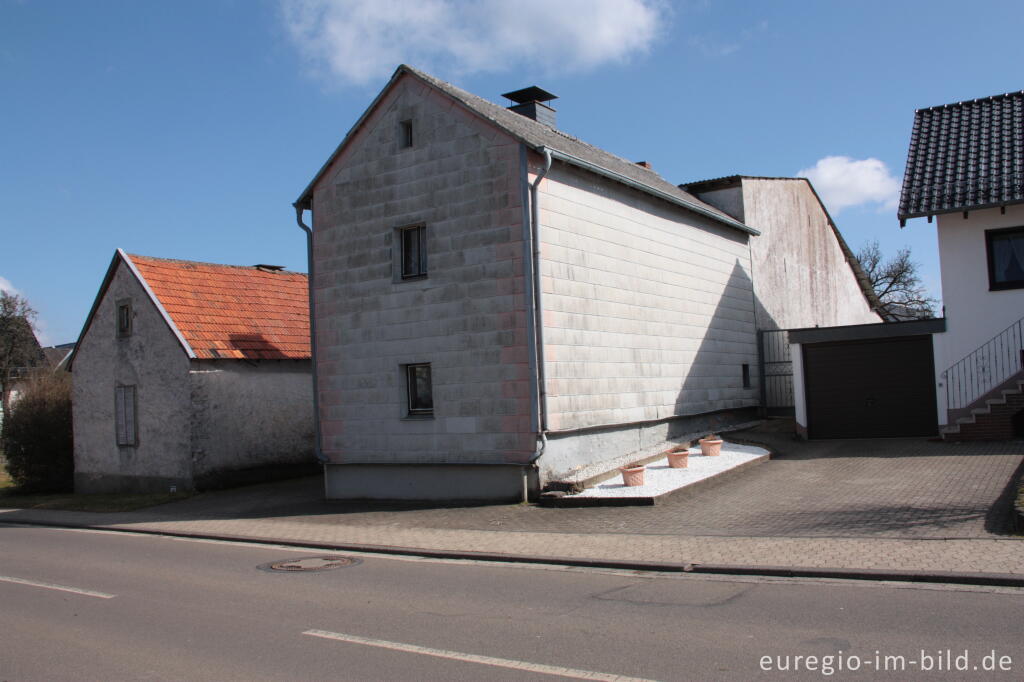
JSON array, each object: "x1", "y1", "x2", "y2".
[{"x1": 324, "y1": 463, "x2": 537, "y2": 503}]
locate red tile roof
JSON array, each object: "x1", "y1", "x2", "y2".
[{"x1": 129, "y1": 254, "x2": 310, "y2": 360}]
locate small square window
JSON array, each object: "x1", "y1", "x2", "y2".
[
  {"x1": 399, "y1": 120, "x2": 413, "y2": 148},
  {"x1": 115, "y1": 385, "x2": 137, "y2": 446},
  {"x1": 406, "y1": 363, "x2": 433, "y2": 416},
  {"x1": 400, "y1": 225, "x2": 427, "y2": 279},
  {"x1": 986, "y1": 226, "x2": 1024, "y2": 291},
  {"x1": 116, "y1": 300, "x2": 132, "y2": 337}
]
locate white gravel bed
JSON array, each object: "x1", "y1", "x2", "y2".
[{"x1": 571, "y1": 442, "x2": 770, "y2": 499}]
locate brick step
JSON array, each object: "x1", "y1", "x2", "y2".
[{"x1": 942, "y1": 379, "x2": 1024, "y2": 441}]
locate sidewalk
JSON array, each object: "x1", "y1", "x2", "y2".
[{"x1": 2, "y1": 427, "x2": 1023, "y2": 584}]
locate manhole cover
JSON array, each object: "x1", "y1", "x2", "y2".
[{"x1": 259, "y1": 555, "x2": 361, "y2": 572}]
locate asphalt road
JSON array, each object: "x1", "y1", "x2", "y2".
[{"x1": 1, "y1": 524, "x2": 1021, "y2": 681}]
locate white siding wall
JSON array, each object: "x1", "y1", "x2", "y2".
[
  {"x1": 933, "y1": 204, "x2": 1024, "y2": 422},
  {"x1": 537, "y1": 163, "x2": 759, "y2": 433},
  {"x1": 742, "y1": 178, "x2": 880, "y2": 330}
]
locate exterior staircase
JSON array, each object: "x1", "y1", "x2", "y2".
[
  {"x1": 940, "y1": 315, "x2": 1024, "y2": 441},
  {"x1": 941, "y1": 371, "x2": 1024, "y2": 440}
]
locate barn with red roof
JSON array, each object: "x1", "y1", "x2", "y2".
[{"x1": 68, "y1": 249, "x2": 316, "y2": 493}]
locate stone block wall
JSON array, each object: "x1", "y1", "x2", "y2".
[
  {"x1": 535, "y1": 162, "x2": 760, "y2": 436},
  {"x1": 311, "y1": 74, "x2": 534, "y2": 465}
]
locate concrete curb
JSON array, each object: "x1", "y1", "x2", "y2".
[{"x1": 6, "y1": 517, "x2": 1023, "y2": 588}]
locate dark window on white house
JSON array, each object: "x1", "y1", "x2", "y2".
[
  {"x1": 400, "y1": 225, "x2": 427, "y2": 279},
  {"x1": 986, "y1": 226, "x2": 1024, "y2": 291},
  {"x1": 399, "y1": 119, "x2": 413, "y2": 148},
  {"x1": 116, "y1": 300, "x2": 132, "y2": 337},
  {"x1": 742, "y1": 363, "x2": 751, "y2": 389},
  {"x1": 405, "y1": 363, "x2": 433, "y2": 416},
  {"x1": 115, "y1": 385, "x2": 137, "y2": 446}
]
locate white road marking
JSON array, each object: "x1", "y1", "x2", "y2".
[
  {"x1": 0, "y1": 574, "x2": 116, "y2": 599},
  {"x1": 303, "y1": 629, "x2": 659, "y2": 681}
]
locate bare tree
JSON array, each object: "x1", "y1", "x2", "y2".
[
  {"x1": 0, "y1": 292, "x2": 42, "y2": 414},
  {"x1": 856, "y1": 240, "x2": 937, "y2": 321}
]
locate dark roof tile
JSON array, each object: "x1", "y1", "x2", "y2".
[{"x1": 898, "y1": 90, "x2": 1024, "y2": 220}]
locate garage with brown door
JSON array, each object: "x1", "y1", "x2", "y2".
[{"x1": 790, "y1": 319, "x2": 945, "y2": 439}]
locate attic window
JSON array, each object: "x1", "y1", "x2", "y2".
[
  {"x1": 399, "y1": 120, "x2": 413, "y2": 148},
  {"x1": 116, "y1": 300, "x2": 132, "y2": 338},
  {"x1": 986, "y1": 226, "x2": 1024, "y2": 291}
]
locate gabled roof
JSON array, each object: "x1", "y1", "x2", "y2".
[
  {"x1": 295, "y1": 64, "x2": 757, "y2": 236},
  {"x1": 898, "y1": 90, "x2": 1024, "y2": 222},
  {"x1": 680, "y1": 175, "x2": 887, "y2": 318},
  {"x1": 68, "y1": 250, "x2": 309, "y2": 369}
]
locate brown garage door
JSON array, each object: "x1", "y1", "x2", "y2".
[{"x1": 803, "y1": 335, "x2": 937, "y2": 439}]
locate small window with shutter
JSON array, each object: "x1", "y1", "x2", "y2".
[{"x1": 115, "y1": 385, "x2": 137, "y2": 446}]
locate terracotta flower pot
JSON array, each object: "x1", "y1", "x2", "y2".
[
  {"x1": 667, "y1": 450, "x2": 689, "y2": 468},
  {"x1": 619, "y1": 465, "x2": 646, "y2": 487},
  {"x1": 699, "y1": 437, "x2": 723, "y2": 456}
]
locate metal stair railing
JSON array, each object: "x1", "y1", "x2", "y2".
[{"x1": 944, "y1": 315, "x2": 1024, "y2": 410}]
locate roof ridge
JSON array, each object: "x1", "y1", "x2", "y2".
[
  {"x1": 914, "y1": 89, "x2": 1024, "y2": 113},
  {"x1": 127, "y1": 253, "x2": 307, "y2": 276}
]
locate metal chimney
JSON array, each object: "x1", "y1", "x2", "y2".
[{"x1": 502, "y1": 86, "x2": 558, "y2": 128}]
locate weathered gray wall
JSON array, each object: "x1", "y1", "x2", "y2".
[
  {"x1": 310, "y1": 72, "x2": 534, "y2": 479},
  {"x1": 188, "y1": 360, "x2": 315, "y2": 484},
  {"x1": 72, "y1": 262, "x2": 193, "y2": 493},
  {"x1": 742, "y1": 178, "x2": 880, "y2": 330},
  {"x1": 534, "y1": 162, "x2": 760, "y2": 482}
]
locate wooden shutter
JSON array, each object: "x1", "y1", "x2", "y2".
[{"x1": 115, "y1": 385, "x2": 137, "y2": 445}]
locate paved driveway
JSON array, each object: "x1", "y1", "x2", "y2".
[{"x1": 123, "y1": 424, "x2": 1024, "y2": 541}]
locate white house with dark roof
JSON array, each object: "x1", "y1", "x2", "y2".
[
  {"x1": 294, "y1": 64, "x2": 889, "y2": 501},
  {"x1": 898, "y1": 89, "x2": 1024, "y2": 439},
  {"x1": 68, "y1": 250, "x2": 316, "y2": 493}
]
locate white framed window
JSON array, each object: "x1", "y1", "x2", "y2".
[
  {"x1": 115, "y1": 385, "x2": 137, "y2": 446},
  {"x1": 399, "y1": 224, "x2": 427, "y2": 279},
  {"x1": 405, "y1": 363, "x2": 433, "y2": 416}
]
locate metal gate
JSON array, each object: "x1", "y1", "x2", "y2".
[{"x1": 758, "y1": 330, "x2": 794, "y2": 416}]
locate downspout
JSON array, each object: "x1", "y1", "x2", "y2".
[
  {"x1": 295, "y1": 204, "x2": 328, "y2": 463},
  {"x1": 527, "y1": 147, "x2": 553, "y2": 464}
]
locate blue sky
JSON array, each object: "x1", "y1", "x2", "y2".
[{"x1": 3, "y1": 0, "x2": 1023, "y2": 345}]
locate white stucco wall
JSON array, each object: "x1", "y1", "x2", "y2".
[
  {"x1": 188, "y1": 360, "x2": 315, "y2": 482},
  {"x1": 742, "y1": 178, "x2": 880, "y2": 330},
  {"x1": 310, "y1": 73, "x2": 535, "y2": 469},
  {"x1": 72, "y1": 262, "x2": 193, "y2": 493},
  {"x1": 933, "y1": 204, "x2": 1024, "y2": 421},
  {"x1": 537, "y1": 163, "x2": 759, "y2": 434}
]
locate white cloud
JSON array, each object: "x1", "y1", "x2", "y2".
[
  {"x1": 281, "y1": 0, "x2": 667, "y2": 85},
  {"x1": 0, "y1": 276, "x2": 21, "y2": 297},
  {"x1": 797, "y1": 156, "x2": 901, "y2": 214}
]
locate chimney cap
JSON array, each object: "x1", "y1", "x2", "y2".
[{"x1": 502, "y1": 86, "x2": 558, "y2": 105}]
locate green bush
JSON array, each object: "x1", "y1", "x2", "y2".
[{"x1": 1, "y1": 371, "x2": 73, "y2": 493}]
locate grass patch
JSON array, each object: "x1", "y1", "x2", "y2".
[{"x1": 0, "y1": 464, "x2": 192, "y2": 512}]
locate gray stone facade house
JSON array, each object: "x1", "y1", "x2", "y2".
[
  {"x1": 294, "y1": 65, "x2": 880, "y2": 502},
  {"x1": 68, "y1": 250, "x2": 316, "y2": 493}
]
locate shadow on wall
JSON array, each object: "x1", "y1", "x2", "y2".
[
  {"x1": 227, "y1": 334, "x2": 289, "y2": 360},
  {"x1": 674, "y1": 260, "x2": 776, "y2": 428}
]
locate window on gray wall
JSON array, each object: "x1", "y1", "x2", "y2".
[
  {"x1": 405, "y1": 363, "x2": 433, "y2": 416},
  {"x1": 399, "y1": 119, "x2": 413, "y2": 148},
  {"x1": 115, "y1": 385, "x2": 137, "y2": 446},
  {"x1": 116, "y1": 299, "x2": 132, "y2": 337},
  {"x1": 986, "y1": 226, "x2": 1024, "y2": 290},
  {"x1": 400, "y1": 224, "x2": 427, "y2": 279}
]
